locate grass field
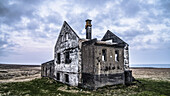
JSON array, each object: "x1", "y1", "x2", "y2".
[{"x1": 0, "y1": 77, "x2": 170, "y2": 96}]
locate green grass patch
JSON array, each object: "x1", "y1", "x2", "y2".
[
  {"x1": 0, "y1": 78, "x2": 170, "y2": 96},
  {"x1": 0, "y1": 78, "x2": 89, "y2": 96}
]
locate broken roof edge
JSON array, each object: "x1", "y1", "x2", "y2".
[
  {"x1": 81, "y1": 38, "x2": 125, "y2": 47},
  {"x1": 42, "y1": 60, "x2": 54, "y2": 65},
  {"x1": 101, "y1": 30, "x2": 129, "y2": 46}
]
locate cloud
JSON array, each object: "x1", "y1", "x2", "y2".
[
  {"x1": 0, "y1": 0, "x2": 170, "y2": 64},
  {"x1": 0, "y1": 32, "x2": 19, "y2": 56}
]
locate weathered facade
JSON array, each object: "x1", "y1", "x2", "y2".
[
  {"x1": 41, "y1": 60, "x2": 54, "y2": 78},
  {"x1": 41, "y1": 19, "x2": 132, "y2": 89}
]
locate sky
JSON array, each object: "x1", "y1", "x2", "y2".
[{"x1": 0, "y1": 0, "x2": 170, "y2": 65}]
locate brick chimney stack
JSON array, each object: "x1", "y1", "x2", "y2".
[{"x1": 85, "y1": 19, "x2": 92, "y2": 39}]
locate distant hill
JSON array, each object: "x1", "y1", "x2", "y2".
[{"x1": 0, "y1": 64, "x2": 40, "y2": 69}]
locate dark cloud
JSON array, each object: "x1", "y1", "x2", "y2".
[
  {"x1": 121, "y1": 0, "x2": 141, "y2": 17},
  {"x1": 159, "y1": 0, "x2": 170, "y2": 12},
  {"x1": 0, "y1": 0, "x2": 42, "y2": 25},
  {"x1": 0, "y1": 1, "x2": 9, "y2": 16}
]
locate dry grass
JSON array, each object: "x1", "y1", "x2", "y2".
[
  {"x1": 0, "y1": 64, "x2": 41, "y2": 83},
  {"x1": 131, "y1": 68, "x2": 170, "y2": 81}
]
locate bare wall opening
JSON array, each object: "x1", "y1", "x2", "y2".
[
  {"x1": 65, "y1": 33, "x2": 69, "y2": 41},
  {"x1": 65, "y1": 74, "x2": 69, "y2": 83},
  {"x1": 65, "y1": 51, "x2": 71, "y2": 64},
  {"x1": 57, "y1": 53, "x2": 61, "y2": 64},
  {"x1": 102, "y1": 49, "x2": 107, "y2": 61},
  {"x1": 115, "y1": 50, "x2": 119, "y2": 62},
  {"x1": 57, "y1": 73, "x2": 60, "y2": 80}
]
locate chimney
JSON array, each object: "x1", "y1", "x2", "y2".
[{"x1": 85, "y1": 19, "x2": 92, "y2": 39}]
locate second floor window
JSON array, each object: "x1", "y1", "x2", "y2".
[
  {"x1": 65, "y1": 51, "x2": 71, "y2": 64},
  {"x1": 102, "y1": 49, "x2": 107, "y2": 61},
  {"x1": 115, "y1": 50, "x2": 119, "y2": 62},
  {"x1": 57, "y1": 53, "x2": 61, "y2": 64},
  {"x1": 65, "y1": 33, "x2": 69, "y2": 41}
]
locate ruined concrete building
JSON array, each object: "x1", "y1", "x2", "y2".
[{"x1": 41, "y1": 19, "x2": 132, "y2": 89}]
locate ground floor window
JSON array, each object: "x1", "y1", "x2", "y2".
[
  {"x1": 57, "y1": 73, "x2": 60, "y2": 80},
  {"x1": 65, "y1": 74, "x2": 69, "y2": 83}
]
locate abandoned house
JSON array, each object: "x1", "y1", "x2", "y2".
[{"x1": 41, "y1": 19, "x2": 133, "y2": 89}]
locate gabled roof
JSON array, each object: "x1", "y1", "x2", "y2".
[
  {"x1": 101, "y1": 30, "x2": 128, "y2": 45},
  {"x1": 63, "y1": 21, "x2": 80, "y2": 38},
  {"x1": 55, "y1": 21, "x2": 80, "y2": 48}
]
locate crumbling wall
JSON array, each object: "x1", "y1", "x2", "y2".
[
  {"x1": 54, "y1": 22, "x2": 80, "y2": 86},
  {"x1": 41, "y1": 60, "x2": 54, "y2": 78},
  {"x1": 94, "y1": 45, "x2": 124, "y2": 75},
  {"x1": 81, "y1": 41, "x2": 125, "y2": 89},
  {"x1": 93, "y1": 45, "x2": 125, "y2": 88},
  {"x1": 124, "y1": 44, "x2": 129, "y2": 70}
]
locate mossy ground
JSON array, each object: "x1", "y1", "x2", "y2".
[{"x1": 0, "y1": 78, "x2": 170, "y2": 96}]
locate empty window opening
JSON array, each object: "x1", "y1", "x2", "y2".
[
  {"x1": 109, "y1": 66, "x2": 111, "y2": 70},
  {"x1": 57, "y1": 53, "x2": 61, "y2": 64},
  {"x1": 57, "y1": 73, "x2": 60, "y2": 80},
  {"x1": 112, "y1": 66, "x2": 115, "y2": 70},
  {"x1": 65, "y1": 33, "x2": 69, "y2": 41},
  {"x1": 45, "y1": 67, "x2": 47, "y2": 76},
  {"x1": 61, "y1": 35, "x2": 64, "y2": 42},
  {"x1": 102, "y1": 49, "x2": 107, "y2": 61},
  {"x1": 115, "y1": 50, "x2": 119, "y2": 62},
  {"x1": 105, "y1": 66, "x2": 109, "y2": 71},
  {"x1": 117, "y1": 66, "x2": 120, "y2": 69},
  {"x1": 106, "y1": 39, "x2": 112, "y2": 43},
  {"x1": 65, "y1": 74, "x2": 69, "y2": 83},
  {"x1": 65, "y1": 51, "x2": 71, "y2": 64},
  {"x1": 50, "y1": 66, "x2": 52, "y2": 76}
]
